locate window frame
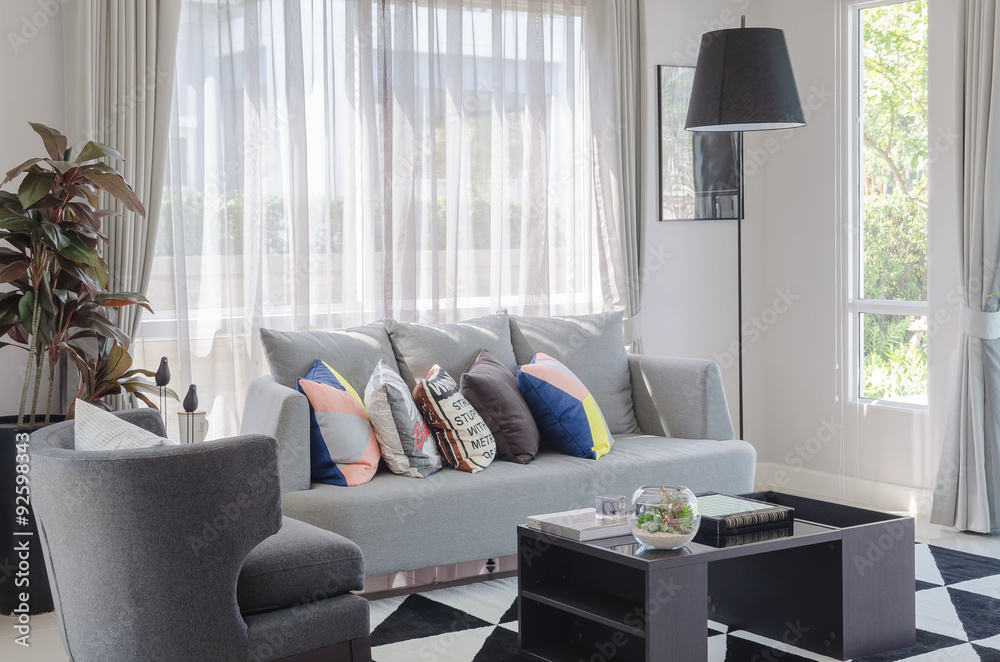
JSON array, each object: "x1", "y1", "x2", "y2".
[{"x1": 845, "y1": 0, "x2": 929, "y2": 411}]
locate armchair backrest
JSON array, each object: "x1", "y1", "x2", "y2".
[{"x1": 31, "y1": 416, "x2": 283, "y2": 662}]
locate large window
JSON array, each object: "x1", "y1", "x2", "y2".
[
  {"x1": 133, "y1": 0, "x2": 627, "y2": 437},
  {"x1": 849, "y1": 0, "x2": 928, "y2": 406}
]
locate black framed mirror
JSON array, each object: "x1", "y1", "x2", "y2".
[{"x1": 657, "y1": 65, "x2": 742, "y2": 221}]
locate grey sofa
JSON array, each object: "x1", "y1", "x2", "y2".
[
  {"x1": 242, "y1": 311, "x2": 757, "y2": 578},
  {"x1": 31, "y1": 410, "x2": 371, "y2": 662}
]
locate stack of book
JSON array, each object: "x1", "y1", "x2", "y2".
[
  {"x1": 526, "y1": 507, "x2": 631, "y2": 542},
  {"x1": 694, "y1": 493, "x2": 795, "y2": 547}
]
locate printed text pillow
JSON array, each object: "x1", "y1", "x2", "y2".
[{"x1": 412, "y1": 365, "x2": 496, "y2": 473}]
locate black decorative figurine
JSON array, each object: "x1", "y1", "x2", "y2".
[
  {"x1": 183, "y1": 384, "x2": 198, "y2": 413},
  {"x1": 182, "y1": 384, "x2": 198, "y2": 445},
  {"x1": 155, "y1": 357, "x2": 170, "y2": 433}
]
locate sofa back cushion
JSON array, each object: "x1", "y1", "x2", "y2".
[
  {"x1": 385, "y1": 313, "x2": 517, "y2": 390},
  {"x1": 261, "y1": 323, "x2": 399, "y2": 394},
  {"x1": 509, "y1": 311, "x2": 639, "y2": 434}
]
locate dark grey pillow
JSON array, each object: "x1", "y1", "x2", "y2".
[
  {"x1": 460, "y1": 349, "x2": 540, "y2": 464},
  {"x1": 260, "y1": 323, "x2": 399, "y2": 394},
  {"x1": 509, "y1": 311, "x2": 639, "y2": 434},
  {"x1": 385, "y1": 313, "x2": 517, "y2": 390}
]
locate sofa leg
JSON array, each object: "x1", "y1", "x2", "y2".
[
  {"x1": 486, "y1": 558, "x2": 496, "y2": 575},
  {"x1": 350, "y1": 636, "x2": 372, "y2": 662},
  {"x1": 272, "y1": 637, "x2": 371, "y2": 662}
]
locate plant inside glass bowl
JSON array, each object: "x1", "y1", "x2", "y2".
[{"x1": 628, "y1": 485, "x2": 701, "y2": 550}]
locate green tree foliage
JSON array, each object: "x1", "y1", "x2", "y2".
[{"x1": 861, "y1": 0, "x2": 929, "y2": 400}]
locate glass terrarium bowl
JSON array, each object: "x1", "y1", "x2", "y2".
[{"x1": 627, "y1": 485, "x2": 701, "y2": 550}]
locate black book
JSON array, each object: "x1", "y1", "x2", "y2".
[
  {"x1": 697, "y1": 493, "x2": 794, "y2": 536},
  {"x1": 694, "y1": 523, "x2": 795, "y2": 548}
]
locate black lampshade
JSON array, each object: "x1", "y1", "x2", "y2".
[{"x1": 686, "y1": 27, "x2": 806, "y2": 132}]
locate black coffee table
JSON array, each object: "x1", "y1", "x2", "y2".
[{"x1": 517, "y1": 491, "x2": 915, "y2": 661}]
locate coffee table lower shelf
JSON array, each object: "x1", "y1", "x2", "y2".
[{"x1": 519, "y1": 642, "x2": 607, "y2": 662}]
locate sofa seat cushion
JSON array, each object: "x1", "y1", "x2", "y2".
[
  {"x1": 238, "y1": 517, "x2": 364, "y2": 615},
  {"x1": 509, "y1": 312, "x2": 640, "y2": 435},
  {"x1": 385, "y1": 313, "x2": 517, "y2": 390},
  {"x1": 281, "y1": 435, "x2": 757, "y2": 576}
]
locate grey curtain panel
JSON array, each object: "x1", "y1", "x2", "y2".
[
  {"x1": 586, "y1": 0, "x2": 644, "y2": 352},
  {"x1": 931, "y1": 0, "x2": 1000, "y2": 533},
  {"x1": 62, "y1": 0, "x2": 182, "y2": 340}
]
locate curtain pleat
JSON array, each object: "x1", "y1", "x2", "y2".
[
  {"x1": 63, "y1": 0, "x2": 181, "y2": 341},
  {"x1": 931, "y1": 0, "x2": 1000, "y2": 532},
  {"x1": 584, "y1": 0, "x2": 642, "y2": 351}
]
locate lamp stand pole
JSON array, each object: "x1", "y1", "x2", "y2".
[{"x1": 737, "y1": 130, "x2": 745, "y2": 441}]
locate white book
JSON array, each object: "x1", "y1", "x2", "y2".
[{"x1": 527, "y1": 508, "x2": 631, "y2": 541}]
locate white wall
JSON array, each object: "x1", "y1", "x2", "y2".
[
  {"x1": 0, "y1": 0, "x2": 65, "y2": 417},
  {"x1": 639, "y1": 0, "x2": 763, "y2": 433}
]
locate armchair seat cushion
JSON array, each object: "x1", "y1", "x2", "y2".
[{"x1": 238, "y1": 517, "x2": 364, "y2": 615}]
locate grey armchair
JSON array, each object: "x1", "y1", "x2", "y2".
[{"x1": 30, "y1": 410, "x2": 371, "y2": 662}]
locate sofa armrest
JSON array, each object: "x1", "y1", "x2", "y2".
[
  {"x1": 628, "y1": 355, "x2": 736, "y2": 440},
  {"x1": 241, "y1": 375, "x2": 311, "y2": 493}
]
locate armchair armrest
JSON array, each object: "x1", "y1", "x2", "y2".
[
  {"x1": 241, "y1": 375, "x2": 311, "y2": 493},
  {"x1": 628, "y1": 354, "x2": 736, "y2": 440}
]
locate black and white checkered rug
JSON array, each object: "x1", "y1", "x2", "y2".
[{"x1": 369, "y1": 543, "x2": 1000, "y2": 661}]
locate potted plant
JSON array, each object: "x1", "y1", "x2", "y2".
[{"x1": 0, "y1": 123, "x2": 166, "y2": 615}]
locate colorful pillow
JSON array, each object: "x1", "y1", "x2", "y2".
[
  {"x1": 297, "y1": 360, "x2": 381, "y2": 486},
  {"x1": 364, "y1": 360, "x2": 442, "y2": 478},
  {"x1": 412, "y1": 365, "x2": 496, "y2": 473},
  {"x1": 517, "y1": 353, "x2": 613, "y2": 459},
  {"x1": 509, "y1": 311, "x2": 639, "y2": 434},
  {"x1": 460, "y1": 349, "x2": 540, "y2": 464}
]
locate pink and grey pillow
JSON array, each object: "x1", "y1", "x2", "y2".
[{"x1": 297, "y1": 360, "x2": 381, "y2": 486}]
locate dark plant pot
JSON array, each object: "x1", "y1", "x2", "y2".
[{"x1": 0, "y1": 415, "x2": 62, "y2": 615}]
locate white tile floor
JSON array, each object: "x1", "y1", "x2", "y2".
[{"x1": 2, "y1": 509, "x2": 998, "y2": 661}]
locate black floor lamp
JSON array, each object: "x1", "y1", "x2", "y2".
[{"x1": 685, "y1": 17, "x2": 806, "y2": 440}]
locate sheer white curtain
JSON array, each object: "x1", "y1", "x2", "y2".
[{"x1": 135, "y1": 0, "x2": 634, "y2": 437}]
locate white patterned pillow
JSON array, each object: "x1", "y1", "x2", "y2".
[
  {"x1": 74, "y1": 400, "x2": 173, "y2": 451},
  {"x1": 364, "y1": 361, "x2": 441, "y2": 478}
]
